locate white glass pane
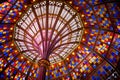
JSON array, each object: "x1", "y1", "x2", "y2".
[
  {"x1": 61, "y1": 9, "x2": 67, "y2": 18},
  {"x1": 25, "y1": 34, "x2": 30, "y2": 39},
  {"x1": 25, "y1": 37, "x2": 32, "y2": 43},
  {"x1": 48, "y1": 17, "x2": 52, "y2": 28},
  {"x1": 21, "y1": 22, "x2": 27, "y2": 29},
  {"x1": 51, "y1": 5, "x2": 54, "y2": 14},
  {"x1": 34, "y1": 20, "x2": 39, "y2": 31},
  {"x1": 55, "y1": 20, "x2": 61, "y2": 30},
  {"x1": 70, "y1": 19, "x2": 76, "y2": 26},
  {"x1": 65, "y1": 13, "x2": 72, "y2": 21},
  {"x1": 19, "y1": 29, "x2": 24, "y2": 34},
  {"x1": 26, "y1": 43, "x2": 33, "y2": 47},
  {"x1": 27, "y1": 27, "x2": 34, "y2": 36},
  {"x1": 57, "y1": 23, "x2": 64, "y2": 31},
  {"x1": 43, "y1": 6, "x2": 46, "y2": 14},
  {"x1": 54, "y1": 6, "x2": 60, "y2": 14},
  {"x1": 51, "y1": 18, "x2": 55, "y2": 27},
  {"x1": 39, "y1": 18, "x2": 43, "y2": 28},
  {"x1": 21, "y1": 46, "x2": 27, "y2": 51},
  {"x1": 43, "y1": 17, "x2": 46, "y2": 28},
  {"x1": 29, "y1": 12, "x2": 34, "y2": 20},
  {"x1": 41, "y1": 6, "x2": 44, "y2": 15},
  {"x1": 25, "y1": 17, "x2": 31, "y2": 25},
  {"x1": 49, "y1": 5, "x2": 53, "y2": 14},
  {"x1": 31, "y1": 25, "x2": 36, "y2": 33},
  {"x1": 18, "y1": 35, "x2": 24, "y2": 40},
  {"x1": 35, "y1": 8, "x2": 41, "y2": 16}
]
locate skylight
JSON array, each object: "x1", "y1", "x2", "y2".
[{"x1": 14, "y1": 0, "x2": 84, "y2": 63}]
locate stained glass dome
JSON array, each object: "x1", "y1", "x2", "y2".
[{"x1": 0, "y1": 0, "x2": 120, "y2": 80}]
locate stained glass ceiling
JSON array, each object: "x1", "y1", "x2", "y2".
[{"x1": 0, "y1": 0, "x2": 120, "y2": 80}]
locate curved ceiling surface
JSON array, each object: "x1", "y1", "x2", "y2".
[
  {"x1": 14, "y1": 0, "x2": 84, "y2": 63},
  {"x1": 0, "y1": 0, "x2": 120, "y2": 80}
]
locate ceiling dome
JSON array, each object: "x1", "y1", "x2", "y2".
[
  {"x1": 14, "y1": 0, "x2": 83, "y2": 63},
  {"x1": 0, "y1": 0, "x2": 120, "y2": 80}
]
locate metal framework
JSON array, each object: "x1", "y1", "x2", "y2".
[
  {"x1": 0, "y1": 0, "x2": 120, "y2": 80},
  {"x1": 13, "y1": 0, "x2": 84, "y2": 64}
]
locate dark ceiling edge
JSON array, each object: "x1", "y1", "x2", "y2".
[{"x1": 0, "y1": 0, "x2": 7, "y2": 4}]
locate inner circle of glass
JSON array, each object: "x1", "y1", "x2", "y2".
[{"x1": 14, "y1": 0, "x2": 84, "y2": 64}]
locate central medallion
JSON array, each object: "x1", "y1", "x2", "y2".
[{"x1": 14, "y1": 0, "x2": 84, "y2": 63}]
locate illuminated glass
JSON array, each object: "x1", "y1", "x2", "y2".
[
  {"x1": 0, "y1": 0, "x2": 120, "y2": 80},
  {"x1": 14, "y1": 1, "x2": 84, "y2": 63}
]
